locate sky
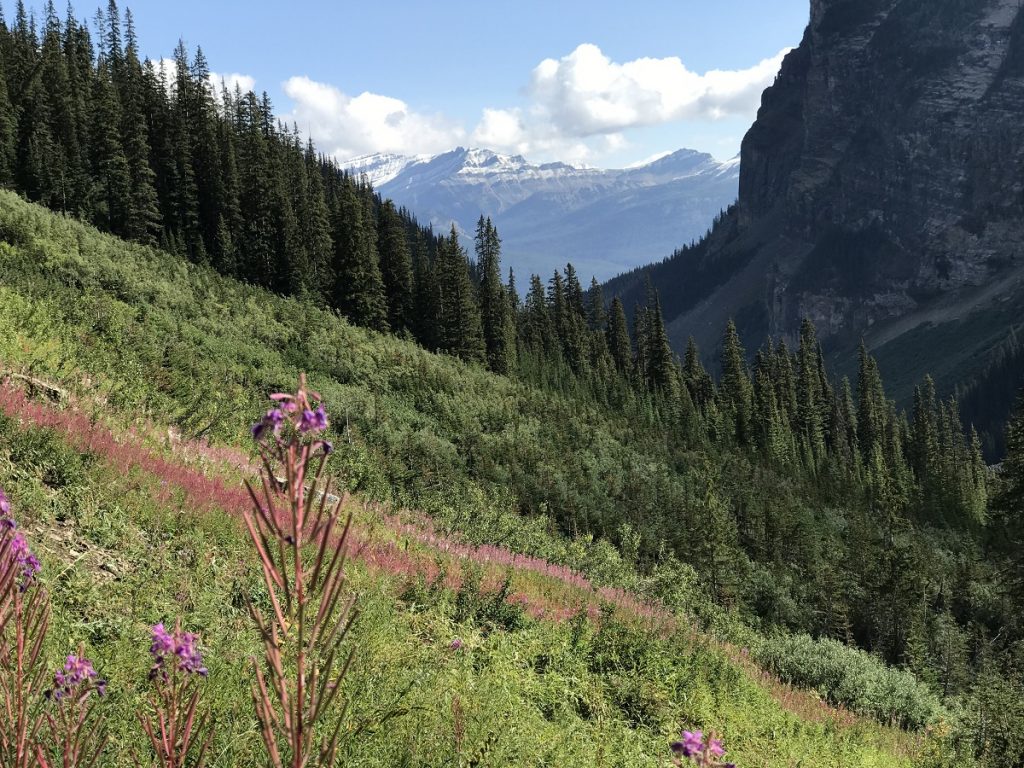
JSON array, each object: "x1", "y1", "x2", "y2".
[{"x1": 26, "y1": 1, "x2": 809, "y2": 168}]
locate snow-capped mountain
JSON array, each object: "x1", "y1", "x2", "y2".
[{"x1": 344, "y1": 147, "x2": 740, "y2": 283}]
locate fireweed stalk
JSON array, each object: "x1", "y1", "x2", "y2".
[
  {"x1": 0, "y1": 484, "x2": 50, "y2": 768},
  {"x1": 245, "y1": 376, "x2": 357, "y2": 768},
  {"x1": 135, "y1": 621, "x2": 213, "y2": 768},
  {"x1": 37, "y1": 648, "x2": 108, "y2": 768}
]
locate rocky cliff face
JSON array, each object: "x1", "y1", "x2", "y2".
[
  {"x1": 608, "y1": 0, "x2": 1024, "y2": 447},
  {"x1": 737, "y1": 0, "x2": 1024, "y2": 338}
]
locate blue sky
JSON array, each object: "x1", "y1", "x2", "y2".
[{"x1": 28, "y1": 1, "x2": 809, "y2": 167}]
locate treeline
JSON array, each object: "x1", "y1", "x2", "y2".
[{"x1": 0, "y1": 0, "x2": 479, "y2": 343}]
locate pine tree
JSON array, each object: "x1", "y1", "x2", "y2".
[
  {"x1": 719, "y1": 320, "x2": 753, "y2": 446},
  {"x1": 119, "y1": 10, "x2": 160, "y2": 244},
  {"x1": 522, "y1": 274, "x2": 552, "y2": 355},
  {"x1": 476, "y1": 216, "x2": 515, "y2": 374},
  {"x1": 436, "y1": 225, "x2": 484, "y2": 363},
  {"x1": 683, "y1": 337, "x2": 715, "y2": 408},
  {"x1": 606, "y1": 297, "x2": 632, "y2": 377},
  {"x1": 330, "y1": 177, "x2": 388, "y2": 331},
  {"x1": 797, "y1": 318, "x2": 826, "y2": 470}
]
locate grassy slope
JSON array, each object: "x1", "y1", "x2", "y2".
[{"x1": 0, "y1": 191, "x2": 923, "y2": 765}]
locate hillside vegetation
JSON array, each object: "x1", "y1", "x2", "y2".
[
  {"x1": 0, "y1": 187, "x2": 1017, "y2": 766},
  {"x1": 0, "y1": 193, "x2": 937, "y2": 765}
]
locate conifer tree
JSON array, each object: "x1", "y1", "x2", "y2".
[
  {"x1": 119, "y1": 10, "x2": 160, "y2": 244},
  {"x1": 89, "y1": 60, "x2": 132, "y2": 236},
  {"x1": 330, "y1": 177, "x2": 388, "y2": 331},
  {"x1": 606, "y1": 297, "x2": 632, "y2": 377},
  {"x1": 683, "y1": 337, "x2": 715, "y2": 408},
  {"x1": 719, "y1": 320, "x2": 754, "y2": 446},
  {"x1": 411, "y1": 231, "x2": 440, "y2": 349},
  {"x1": 797, "y1": 318, "x2": 826, "y2": 469},
  {"x1": 643, "y1": 290, "x2": 679, "y2": 400},
  {"x1": 170, "y1": 39, "x2": 204, "y2": 260},
  {"x1": 436, "y1": 225, "x2": 484, "y2": 363},
  {"x1": 476, "y1": 216, "x2": 515, "y2": 373},
  {"x1": 519, "y1": 273, "x2": 549, "y2": 356},
  {"x1": 377, "y1": 200, "x2": 414, "y2": 333}
]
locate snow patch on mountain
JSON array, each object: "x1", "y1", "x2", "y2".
[{"x1": 342, "y1": 147, "x2": 739, "y2": 282}]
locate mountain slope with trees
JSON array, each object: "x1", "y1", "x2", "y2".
[
  {"x1": 2, "y1": 188, "x2": 1023, "y2": 765},
  {"x1": 603, "y1": 0, "x2": 1024, "y2": 458}
]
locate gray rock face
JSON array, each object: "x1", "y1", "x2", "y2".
[{"x1": 610, "y1": 0, "x2": 1024, "y2": 396}]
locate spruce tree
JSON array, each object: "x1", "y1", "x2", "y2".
[
  {"x1": 719, "y1": 320, "x2": 753, "y2": 446},
  {"x1": 606, "y1": 297, "x2": 632, "y2": 377},
  {"x1": 436, "y1": 225, "x2": 484, "y2": 363},
  {"x1": 683, "y1": 337, "x2": 715, "y2": 408},
  {"x1": 411, "y1": 231, "x2": 440, "y2": 349},
  {"x1": 476, "y1": 216, "x2": 515, "y2": 374},
  {"x1": 119, "y1": 10, "x2": 160, "y2": 244},
  {"x1": 522, "y1": 274, "x2": 552, "y2": 355},
  {"x1": 377, "y1": 200, "x2": 414, "y2": 333},
  {"x1": 330, "y1": 177, "x2": 388, "y2": 331},
  {"x1": 89, "y1": 60, "x2": 132, "y2": 236},
  {"x1": 797, "y1": 318, "x2": 826, "y2": 469}
]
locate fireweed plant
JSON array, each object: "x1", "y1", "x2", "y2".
[
  {"x1": 244, "y1": 376, "x2": 358, "y2": 767},
  {"x1": 0, "y1": 484, "x2": 51, "y2": 767},
  {"x1": 135, "y1": 622, "x2": 214, "y2": 768},
  {"x1": 37, "y1": 649, "x2": 108, "y2": 768},
  {"x1": 670, "y1": 730, "x2": 736, "y2": 767}
]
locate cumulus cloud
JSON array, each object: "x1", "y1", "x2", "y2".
[
  {"x1": 209, "y1": 71, "x2": 255, "y2": 95},
  {"x1": 154, "y1": 58, "x2": 256, "y2": 98},
  {"x1": 462, "y1": 43, "x2": 789, "y2": 162},
  {"x1": 282, "y1": 76, "x2": 466, "y2": 159},
  {"x1": 525, "y1": 43, "x2": 789, "y2": 137},
  {"x1": 272, "y1": 43, "x2": 788, "y2": 164}
]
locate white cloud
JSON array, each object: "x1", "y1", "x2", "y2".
[
  {"x1": 525, "y1": 43, "x2": 790, "y2": 137},
  {"x1": 209, "y1": 71, "x2": 255, "y2": 95},
  {"x1": 271, "y1": 44, "x2": 788, "y2": 165},
  {"x1": 461, "y1": 43, "x2": 788, "y2": 163},
  {"x1": 154, "y1": 59, "x2": 256, "y2": 98},
  {"x1": 282, "y1": 76, "x2": 465, "y2": 160}
]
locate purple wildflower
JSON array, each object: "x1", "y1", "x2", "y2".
[
  {"x1": 0, "y1": 486, "x2": 15, "y2": 530},
  {"x1": 252, "y1": 408, "x2": 286, "y2": 441},
  {"x1": 449, "y1": 638, "x2": 464, "y2": 651},
  {"x1": 708, "y1": 739, "x2": 725, "y2": 757},
  {"x1": 50, "y1": 654, "x2": 101, "y2": 701},
  {"x1": 151, "y1": 623, "x2": 175, "y2": 658},
  {"x1": 150, "y1": 623, "x2": 207, "y2": 677},
  {"x1": 671, "y1": 731, "x2": 705, "y2": 758},
  {"x1": 298, "y1": 405, "x2": 328, "y2": 434},
  {"x1": 174, "y1": 630, "x2": 208, "y2": 676},
  {"x1": 10, "y1": 533, "x2": 41, "y2": 588}
]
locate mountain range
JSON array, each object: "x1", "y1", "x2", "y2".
[
  {"x1": 344, "y1": 147, "x2": 740, "y2": 283},
  {"x1": 605, "y1": 0, "x2": 1024, "y2": 455}
]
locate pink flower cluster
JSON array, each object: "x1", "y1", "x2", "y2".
[
  {"x1": 251, "y1": 388, "x2": 329, "y2": 448},
  {"x1": 671, "y1": 730, "x2": 733, "y2": 767},
  {"x1": 150, "y1": 622, "x2": 208, "y2": 678},
  {"x1": 49, "y1": 654, "x2": 105, "y2": 701}
]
